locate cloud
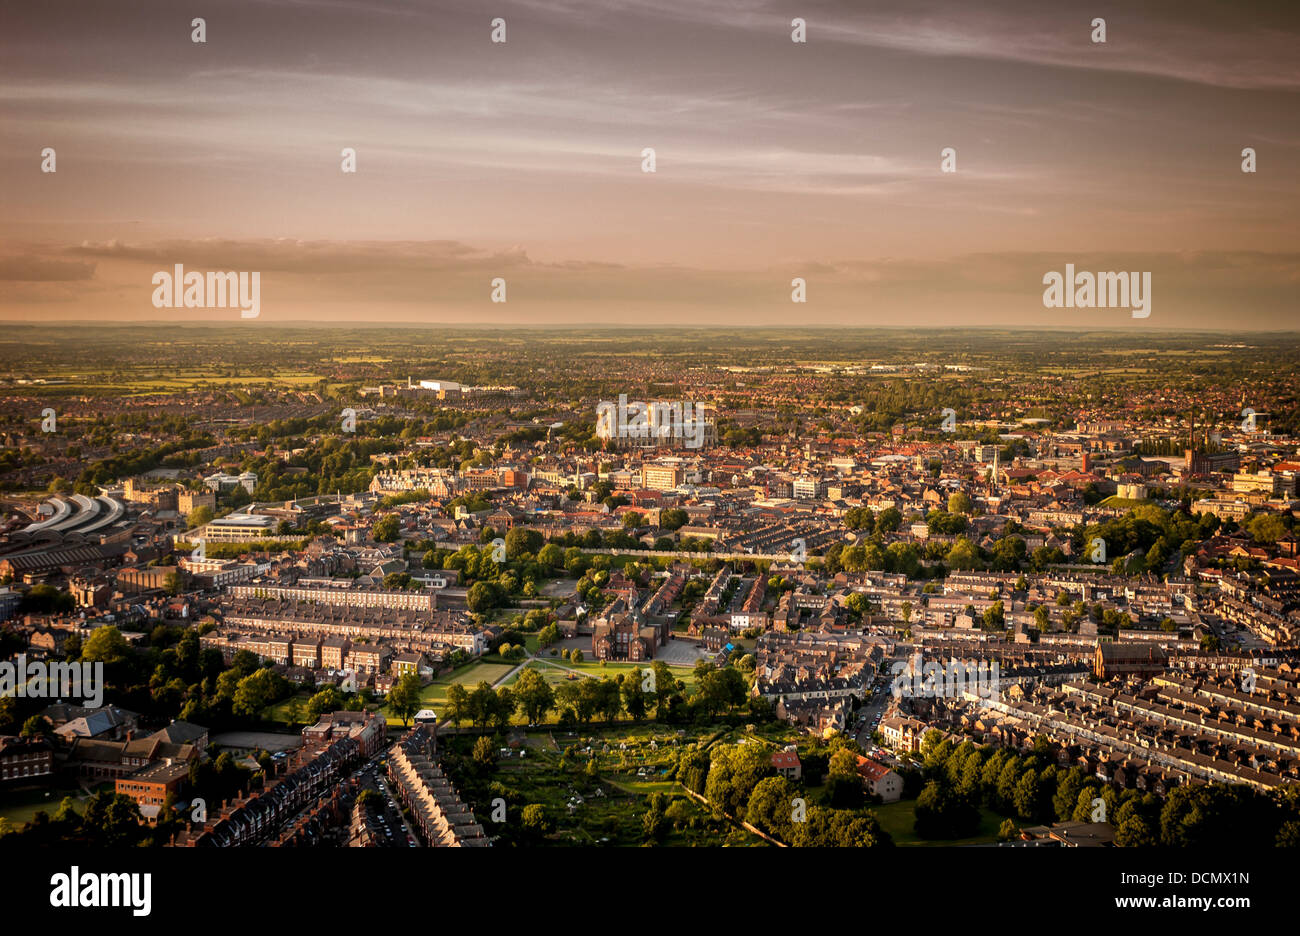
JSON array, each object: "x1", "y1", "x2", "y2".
[
  {"x1": 65, "y1": 239, "x2": 534, "y2": 274},
  {"x1": 520, "y1": 0, "x2": 1300, "y2": 90},
  {"x1": 1, "y1": 239, "x2": 1295, "y2": 329},
  {"x1": 0, "y1": 254, "x2": 96, "y2": 281}
]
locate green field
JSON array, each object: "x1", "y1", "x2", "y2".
[
  {"x1": 869, "y1": 798, "x2": 1004, "y2": 846},
  {"x1": 261, "y1": 691, "x2": 313, "y2": 725},
  {"x1": 533, "y1": 658, "x2": 700, "y2": 693},
  {"x1": 417, "y1": 660, "x2": 516, "y2": 702},
  {"x1": 375, "y1": 659, "x2": 518, "y2": 725},
  {"x1": 0, "y1": 782, "x2": 112, "y2": 829},
  {"x1": 1099, "y1": 496, "x2": 1154, "y2": 508},
  {"x1": 452, "y1": 657, "x2": 699, "y2": 727}
]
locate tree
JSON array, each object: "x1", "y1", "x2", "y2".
[
  {"x1": 512, "y1": 667, "x2": 555, "y2": 724},
  {"x1": 80, "y1": 791, "x2": 147, "y2": 847},
  {"x1": 1013, "y1": 768, "x2": 1047, "y2": 821},
  {"x1": 845, "y1": 592, "x2": 871, "y2": 618},
  {"x1": 80, "y1": 626, "x2": 131, "y2": 666},
  {"x1": 946, "y1": 537, "x2": 981, "y2": 571},
  {"x1": 791, "y1": 805, "x2": 890, "y2": 847},
  {"x1": 704, "y1": 744, "x2": 773, "y2": 819},
  {"x1": 472, "y1": 735, "x2": 497, "y2": 770},
  {"x1": 388, "y1": 672, "x2": 423, "y2": 727},
  {"x1": 467, "y1": 580, "x2": 504, "y2": 614},
  {"x1": 521, "y1": 803, "x2": 553, "y2": 836},
  {"x1": 914, "y1": 781, "x2": 980, "y2": 839},
  {"x1": 163, "y1": 572, "x2": 184, "y2": 596},
  {"x1": 622, "y1": 670, "x2": 648, "y2": 722},
  {"x1": 595, "y1": 678, "x2": 623, "y2": 723},
  {"x1": 746, "y1": 775, "x2": 800, "y2": 841},
  {"x1": 284, "y1": 695, "x2": 304, "y2": 727},
  {"x1": 493, "y1": 686, "x2": 515, "y2": 730},
  {"x1": 232, "y1": 668, "x2": 284, "y2": 718},
  {"x1": 537, "y1": 543, "x2": 565, "y2": 568},
  {"x1": 1247, "y1": 513, "x2": 1286, "y2": 545},
  {"x1": 444, "y1": 683, "x2": 470, "y2": 727},
  {"x1": 467, "y1": 682, "x2": 497, "y2": 729},
  {"x1": 1053, "y1": 767, "x2": 1087, "y2": 820},
  {"x1": 20, "y1": 715, "x2": 53, "y2": 738},
  {"x1": 694, "y1": 666, "x2": 747, "y2": 717},
  {"x1": 504, "y1": 526, "x2": 544, "y2": 560},
  {"x1": 641, "y1": 792, "x2": 669, "y2": 842},
  {"x1": 948, "y1": 491, "x2": 973, "y2": 515},
  {"x1": 651, "y1": 661, "x2": 676, "y2": 715},
  {"x1": 383, "y1": 571, "x2": 413, "y2": 590},
  {"x1": 1115, "y1": 812, "x2": 1159, "y2": 847},
  {"x1": 372, "y1": 514, "x2": 401, "y2": 542},
  {"x1": 307, "y1": 686, "x2": 345, "y2": 721},
  {"x1": 828, "y1": 748, "x2": 859, "y2": 781},
  {"x1": 660, "y1": 508, "x2": 689, "y2": 531},
  {"x1": 990, "y1": 535, "x2": 1027, "y2": 572}
]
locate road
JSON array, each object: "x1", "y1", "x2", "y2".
[
  {"x1": 359, "y1": 754, "x2": 421, "y2": 847},
  {"x1": 853, "y1": 673, "x2": 897, "y2": 755}
]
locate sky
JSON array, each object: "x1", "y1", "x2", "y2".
[{"x1": 1, "y1": 0, "x2": 1297, "y2": 327}]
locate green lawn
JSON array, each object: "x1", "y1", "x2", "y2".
[
  {"x1": 537, "y1": 658, "x2": 699, "y2": 693},
  {"x1": 267, "y1": 653, "x2": 698, "y2": 730},
  {"x1": 261, "y1": 691, "x2": 314, "y2": 724},
  {"x1": 379, "y1": 659, "x2": 517, "y2": 725},
  {"x1": 870, "y1": 798, "x2": 1004, "y2": 846},
  {"x1": 460, "y1": 658, "x2": 704, "y2": 728},
  {"x1": 501, "y1": 660, "x2": 569, "y2": 688},
  {"x1": 0, "y1": 781, "x2": 113, "y2": 829}
]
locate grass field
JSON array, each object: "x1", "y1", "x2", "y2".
[
  {"x1": 500, "y1": 660, "x2": 570, "y2": 689},
  {"x1": 0, "y1": 782, "x2": 112, "y2": 829},
  {"x1": 12, "y1": 370, "x2": 326, "y2": 395},
  {"x1": 464, "y1": 657, "x2": 699, "y2": 727},
  {"x1": 415, "y1": 660, "x2": 516, "y2": 704},
  {"x1": 261, "y1": 691, "x2": 313, "y2": 725},
  {"x1": 260, "y1": 653, "x2": 701, "y2": 729},
  {"x1": 535, "y1": 658, "x2": 700, "y2": 693},
  {"x1": 869, "y1": 798, "x2": 1004, "y2": 846},
  {"x1": 376, "y1": 659, "x2": 518, "y2": 725}
]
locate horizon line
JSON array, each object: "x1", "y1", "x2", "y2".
[{"x1": 0, "y1": 320, "x2": 1297, "y2": 335}]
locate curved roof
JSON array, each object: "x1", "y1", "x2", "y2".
[
  {"x1": 17, "y1": 495, "x2": 125, "y2": 538},
  {"x1": 22, "y1": 496, "x2": 70, "y2": 534}
]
